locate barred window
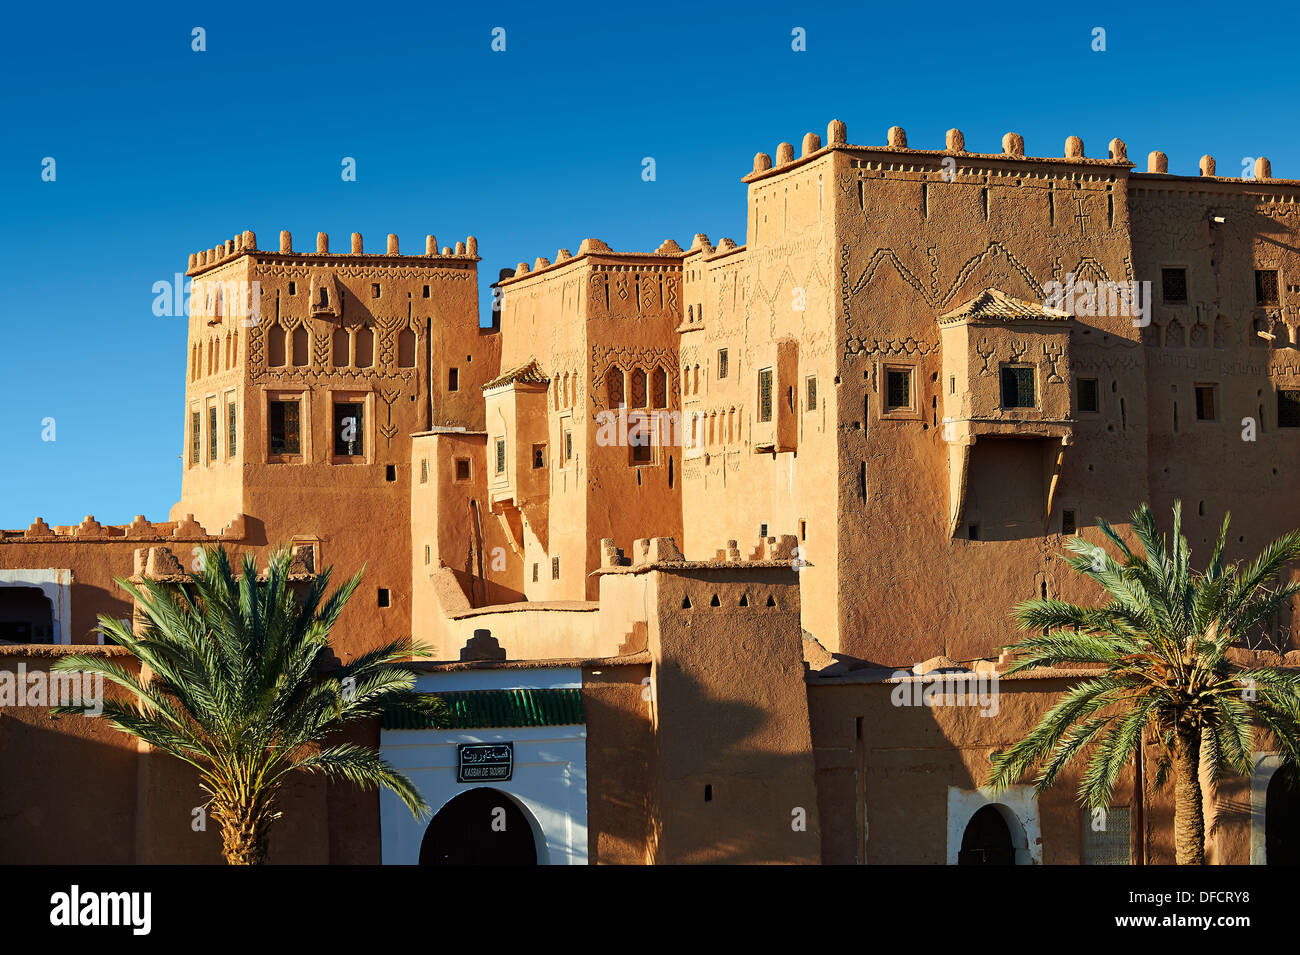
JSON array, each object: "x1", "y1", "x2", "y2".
[
  {"x1": 551, "y1": 556, "x2": 560, "y2": 580},
  {"x1": 1082, "y1": 807, "x2": 1132, "y2": 865},
  {"x1": 1257, "y1": 269, "x2": 1280, "y2": 306},
  {"x1": 268, "y1": 400, "x2": 300, "y2": 456},
  {"x1": 886, "y1": 368, "x2": 911, "y2": 410},
  {"x1": 1279, "y1": 390, "x2": 1300, "y2": 428},
  {"x1": 758, "y1": 368, "x2": 774, "y2": 422},
  {"x1": 1078, "y1": 378, "x2": 1099, "y2": 414},
  {"x1": 495, "y1": 438, "x2": 506, "y2": 474},
  {"x1": 563, "y1": 428, "x2": 573, "y2": 462},
  {"x1": 651, "y1": 368, "x2": 667, "y2": 408},
  {"x1": 1000, "y1": 366, "x2": 1036, "y2": 409},
  {"x1": 190, "y1": 411, "x2": 200, "y2": 465},
  {"x1": 1161, "y1": 268, "x2": 1187, "y2": 304},
  {"x1": 717, "y1": 349, "x2": 729, "y2": 379},
  {"x1": 227, "y1": 401, "x2": 237, "y2": 457},
  {"x1": 806, "y1": 376, "x2": 818, "y2": 411},
  {"x1": 333, "y1": 402, "x2": 364, "y2": 457},
  {"x1": 606, "y1": 368, "x2": 625, "y2": 408},
  {"x1": 208, "y1": 406, "x2": 218, "y2": 462}
]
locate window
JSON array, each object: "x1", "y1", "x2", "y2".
[
  {"x1": 354, "y1": 327, "x2": 374, "y2": 368},
  {"x1": 422, "y1": 285, "x2": 430, "y2": 298},
  {"x1": 806, "y1": 376, "x2": 818, "y2": 411},
  {"x1": 1078, "y1": 378, "x2": 1099, "y2": 414},
  {"x1": 1000, "y1": 366, "x2": 1036, "y2": 409},
  {"x1": 1279, "y1": 390, "x2": 1300, "y2": 428},
  {"x1": 332, "y1": 328, "x2": 349, "y2": 367},
  {"x1": 370, "y1": 283, "x2": 380, "y2": 299},
  {"x1": 758, "y1": 368, "x2": 774, "y2": 422},
  {"x1": 385, "y1": 464, "x2": 397, "y2": 482},
  {"x1": 886, "y1": 367, "x2": 912, "y2": 411},
  {"x1": 454, "y1": 458, "x2": 471, "y2": 482},
  {"x1": 288, "y1": 281, "x2": 296, "y2": 295},
  {"x1": 424, "y1": 545, "x2": 431, "y2": 565},
  {"x1": 206, "y1": 406, "x2": 218, "y2": 462},
  {"x1": 1082, "y1": 807, "x2": 1132, "y2": 865},
  {"x1": 532, "y1": 563, "x2": 539, "y2": 583},
  {"x1": 377, "y1": 588, "x2": 390, "y2": 608},
  {"x1": 967, "y1": 523, "x2": 980, "y2": 541},
  {"x1": 551, "y1": 557, "x2": 560, "y2": 580},
  {"x1": 420, "y1": 458, "x2": 429, "y2": 483},
  {"x1": 563, "y1": 428, "x2": 573, "y2": 463},
  {"x1": 227, "y1": 401, "x2": 237, "y2": 456},
  {"x1": 397, "y1": 329, "x2": 416, "y2": 368},
  {"x1": 1062, "y1": 509, "x2": 1077, "y2": 535},
  {"x1": 190, "y1": 411, "x2": 200, "y2": 464},
  {"x1": 532, "y1": 444, "x2": 546, "y2": 469},
  {"x1": 1161, "y1": 267, "x2": 1187, "y2": 304},
  {"x1": 333, "y1": 401, "x2": 364, "y2": 457},
  {"x1": 717, "y1": 349, "x2": 729, "y2": 379},
  {"x1": 495, "y1": 438, "x2": 506, "y2": 474},
  {"x1": 651, "y1": 368, "x2": 667, "y2": 408},
  {"x1": 1194, "y1": 384, "x2": 1217, "y2": 421},
  {"x1": 630, "y1": 416, "x2": 653, "y2": 464},
  {"x1": 759, "y1": 523, "x2": 769, "y2": 538},
  {"x1": 606, "y1": 368, "x2": 625, "y2": 408},
  {"x1": 448, "y1": 367, "x2": 459, "y2": 392},
  {"x1": 1257, "y1": 269, "x2": 1280, "y2": 306},
  {"x1": 268, "y1": 400, "x2": 301, "y2": 456}
]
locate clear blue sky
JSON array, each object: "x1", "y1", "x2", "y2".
[{"x1": 2, "y1": 0, "x2": 1296, "y2": 527}]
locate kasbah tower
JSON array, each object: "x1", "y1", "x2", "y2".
[{"x1": 4, "y1": 118, "x2": 1300, "y2": 865}]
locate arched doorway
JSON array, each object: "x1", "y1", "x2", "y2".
[
  {"x1": 0, "y1": 586, "x2": 55, "y2": 643},
  {"x1": 958, "y1": 804, "x2": 1015, "y2": 865},
  {"x1": 419, "y1": 788, "x2": 538, "y2": 865},
  {"x1": 1266, "y1": 766, "x2": 1300, "y2": 864}
]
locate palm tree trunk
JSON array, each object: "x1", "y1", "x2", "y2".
[
  {"x1": 217, "y1": 802, "x2": 270, "y2": 865},
  {"x1": 1172, "y1": 725, "x2": 1205, "y2": 865}
]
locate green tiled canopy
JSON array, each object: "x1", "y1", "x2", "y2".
[{"x1": 382, "y1": 688, "x2": 585, "y2": 730}]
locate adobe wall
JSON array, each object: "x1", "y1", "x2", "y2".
[
  {"x1": 1130, "y1": 171, "x2": 1300, "y2": 647},
  {"x1": 826, "y1": 129, "x2": 1146, "y2": 665},
  {"x1": 679, "y1": 142, "x2": 841, "y2": 652}
]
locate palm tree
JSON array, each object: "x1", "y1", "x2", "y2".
[
  {"x1": 987, "y1": 502, "x2": 1300, "y2": 864},
  {"x1": 51, "y1": 544, "x2": 443, "y2": 864}
]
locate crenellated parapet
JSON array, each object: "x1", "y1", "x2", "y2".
[
  {"x1": 187, "y1": 231, "x2": 481, "y2": 276},
  {"x1": 0, "y1": 512, "x2": 249, "y2": 544}
]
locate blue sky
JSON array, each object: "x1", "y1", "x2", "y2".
[{"x1": 2, "y1": 0, "x2": 1297, "y2": 527}]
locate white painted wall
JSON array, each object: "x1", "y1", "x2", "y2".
[
  {"x1": 380, "y1": 667, "x2": 588, "y2": 865},
  {"x1": 946, "y1": 785, "x2": 1042, "y2": 865},
  {"x1": 0, "y1": 569, "x2": 73, "y2": 644}
]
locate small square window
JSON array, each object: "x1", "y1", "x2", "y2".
[
  {"x1": 1161, "y1": 268, "x2": 1187, "y2": 304},
  {"x1": 454, "y1": 458, "x2": 471, "y2": 482},
  {"x1": 448, "y1": 367, "x2": 460, "y2": 392},
  {"x1": 1078, "y1": 378, "x2": 1099, "y2": 414},
  {"x1": 1257, "y1": 269, "x2": 1280, "y2": 306},
  {"x1": 334, "y1": 401, "x2": 364, "y2": 456},
  {"x1": 886, "y1": 368, "x2": 912, "y2": 410},
  {"x1": 422, "y1": 285, "x2": 430, "y2": 298},
  {"x1": 967, "y1": 523, "x2": 980, "y2": 541},
  {"x1": 759, "y1": 523, "x2": 769, "y2": 538},
  {"x1": 385, "y1": 464, "x2": 397, "y2": 482},
  {"x1": 1062, "y1": 509, "x2": 1077, "y2": 535},
  {"x1": 268, "y1": 400, "x2": 301, "y2": 456},
  {"x1": 532, "y1": 444, "x2": 546, "y2": 469},
  {"x1": 1195, "y1": 384, "x2": 1217, "y2": 421},
  {"x1": 495, "y1": 438, "x2": 506, "y2": 474},
  {"x1": 551, "y1": 557, "x2": 560, "y2": 580},
  {"x1": 1279, "y1": 390, "x2": 1300, "y2": 428},
  {"x1": 806, "y1": 376, "x2": 818, "y2": 411},
  {"x1": 718, "y1": 349, "x2": 729, "y2": 379},
  {"x1": 377, "y1": 588, "x2": 390, "y2": 608},
  {"x1": 1000, "y1": 366, "x2": 1036, "y2": 409},
  {"x1": 288, "y1": 281, "x2": 296, "y2": 295},
  {"x1": 371, "y1": 283, "x2": 381, "y2": 298}
]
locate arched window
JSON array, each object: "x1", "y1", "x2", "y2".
[
  {"x1": 606, "y1": 367, "x2": 625, "y2": 408},
  {"x1": 332, "y1": 328, "x2": 349, "y2": 366},
  {"x1": 291, "y1": 326, "x2": 309, "y2": 366},
  {"x1": 355, "y1": 326, "x2": 374, "y2": 368},
  {"x1": 959, "y1": 805, "x2": 1015, "y2": 865},
  {"x1": 631, "y1": 368, "x2": 648, "y2": 408},
  {"x1": 652, "y1": 367, "x2": 667, "y2": 408},
  {"x1": 267, "y1": 323, "x2": 286, "y2": 367},
  {"x1": 397, "y1": 327, "x2": 416, "y2": 368}
]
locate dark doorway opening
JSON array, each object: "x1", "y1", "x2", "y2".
[
  {"x1": 0, "y1": 586, "x2": 55, "y2": 643},
  {"x1": 959, "y1": 805, "x2": 1015, "y2": 865},
  {"x1": 419, "y1": 788, "x2": 538, "y2": 865},
  {"x1": 1267, "y1": 766, "x2": 1300, "y2": 864}
]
